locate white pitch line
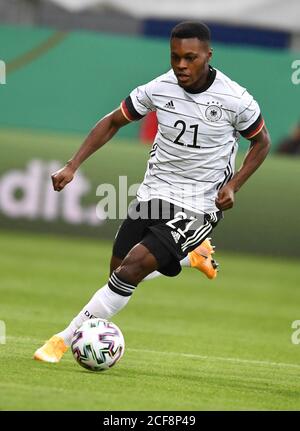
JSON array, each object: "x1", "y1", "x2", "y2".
[{"x1": 127, "y1": 348, "x2": 300, "y2": 370}]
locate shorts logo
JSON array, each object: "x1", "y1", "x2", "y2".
[
  {"x1": 171, "y1": 230, "x2": 181, "y2": 243},
  {"x1": 205, "y1": 105, "x2": 222, "y2": 122}
]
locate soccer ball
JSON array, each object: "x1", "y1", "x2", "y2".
[{"x1": 71, "y1": 318, "x2": 125, "y2": 372}]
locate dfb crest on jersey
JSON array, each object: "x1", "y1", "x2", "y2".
[{"x1": 205, "y1": 105, "x2": 222, "y2": 122}]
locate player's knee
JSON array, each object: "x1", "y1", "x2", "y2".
[
  {"x1": 115, "y1": 245, "x2": 158, "y2": 285},
  {"x1": 115, "y1": 257, "x2": 149, "y2": 284}
]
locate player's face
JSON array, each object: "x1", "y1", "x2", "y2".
[{"x1": 170, "y1": 38, "x2": 212, "y2": 91}]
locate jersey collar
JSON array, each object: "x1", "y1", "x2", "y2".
[{"x1": 183, "y1": 65, "x2": 216, "y2": 94}]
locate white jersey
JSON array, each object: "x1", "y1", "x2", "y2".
[{"x1": 121, "y1": 67, "x2": 264, "y2": 214}]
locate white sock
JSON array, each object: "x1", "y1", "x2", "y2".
[
  {"x1": 56, "y1": 283, "x2": 131, "y2": 346},
  {"x1": 143, "y1": 254, "x2": 191, "y2": 281},
  {"x1": 143, "y1": 270, "x2": 161, "y2": 281},
  {"x1": 180, "y1": 255, "x2": 191, "y2": 267}
]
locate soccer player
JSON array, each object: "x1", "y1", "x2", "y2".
[{"x1": 34, "y1": 21, "x2": 271, "y2": 363}]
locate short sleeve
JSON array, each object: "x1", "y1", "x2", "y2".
[
  {"x1": 120, "y1": 80, "x2": 156, "y2": 122},
  {"x1": 234, "y1": 90, "x2": 264, "y2": 139}
]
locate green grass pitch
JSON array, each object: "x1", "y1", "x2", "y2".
[{"x1": 0, "y1": 229, "x2": 300, "y2": 410}]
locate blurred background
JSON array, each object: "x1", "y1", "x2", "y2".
[
  {"x1": 0, "y1": 0, "x2": 300, "y2": 256},
  {"x1": 1, "y1": 0, "x2": 300, "y2": 411}
]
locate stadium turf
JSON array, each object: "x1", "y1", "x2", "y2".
[{"x1": 0, "y1": 229, "x2": 300, "y2": 411}]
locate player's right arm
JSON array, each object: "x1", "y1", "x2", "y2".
[{"x1": 51, "y1": 107, "x2": 130, "y2": 191}]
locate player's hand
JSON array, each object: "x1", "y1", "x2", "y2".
[
  {"x1": 215, "y1": 184, "x2": 235, "y2": 211},
  {"x1": 51, "y1": 164, "x2": 75, "y2": 191}
]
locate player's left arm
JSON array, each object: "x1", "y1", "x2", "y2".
[{"x1": 216, "y1": 124, "x2": 271, "y2": 211}]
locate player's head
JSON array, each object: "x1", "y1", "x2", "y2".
[{"x1": 170, "y1": 21, "x2": 213, "y2": 91}]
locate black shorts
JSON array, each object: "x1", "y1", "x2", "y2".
[{"x1": 113, "y1": 199, "x2": 223, "y2": 277}]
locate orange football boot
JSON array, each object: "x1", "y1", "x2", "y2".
[
  {"x1": 33, "y1": 335, "x2": 68, "y2": 363},
  {"x1": 188, "y1": 237, "x2": 219, "y2": 279}
]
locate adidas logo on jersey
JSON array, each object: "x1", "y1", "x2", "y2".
[
  {"x1": 171, "y1": 230, "x2": 181, "y2": 243},
  {"x1": 164, "y1": 100, "x2": 175, "y2": 110}
]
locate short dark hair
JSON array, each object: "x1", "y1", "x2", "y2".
[{"x1": 171, "y1": 21, "x2": 211, "y2": 43}]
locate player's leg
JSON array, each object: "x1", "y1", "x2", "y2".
[
  {"x1": 61, "y1": 244, "x2": 158, "y2": 340},
  {"x1": 143, "y1": 237, "x2": 218, "y2": 281},
  {"x1": 33, "y1": 212, "x2": 152, "y2": 363},
  {"x1": 33, "y1": 242, "x2": 163, "y2": 363},
  {"x1": 111, "y1": 242, "x2": 218, "y2": 282}
]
